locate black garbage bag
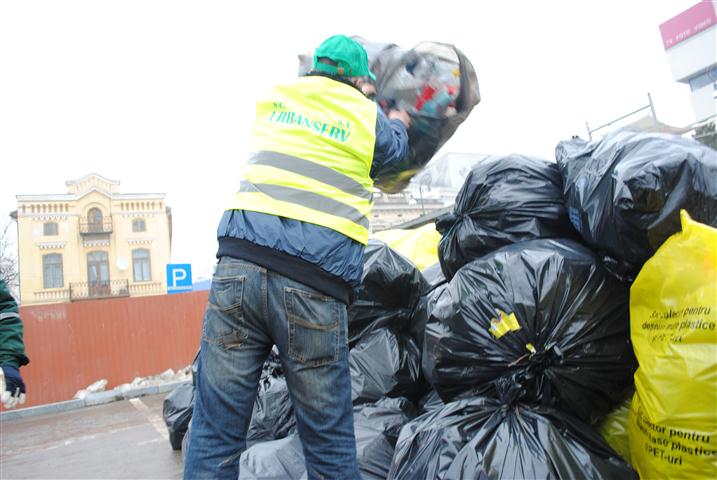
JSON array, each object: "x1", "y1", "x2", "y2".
[
  {"x1": 239, "y1": 397, "x2": 416, "y2": 480},
  {"x1": 436, "y1": 154, "x2": 576, "y2": 279},
  {"x1": 239, "y1": 435, "x2": 307, "y2": 480},
  {"x1": 423, "y1": 239, "x2": 635, "y2": 424},
  {"x1": 348, "y1": 240, "x2": 427, "y2": 346},
  {"x1": 388, "y1": 394, "x2": 636, "y2": 479},
  {"x1": 556, "y1": 129, "x2": 717, "y2": 280},
  {"x1": 165, "y1": 350, "x2": 200, "y2": 451},
  {"x1": 247, "y1": 361, "x2": 296, "y2": 446},
  {"x1": 350, "y1": 328, "x2": 424, "y2": 403},
  {"x1": 417, "y1": 389, "x2": 445, "y2": 415},
  {"x1": 420, "y1": 262, "x2": 446, "y2": 289},
  {"x1": 163, "y1": 382, "x2": 195, "y2": 450},
  {"x1": 353, "y1": 397, "x2": 417, "y2": 480},
  {"x1": 299, "y1": 38, "x2": 480, "y2": 194},
  {"x1": 409, "y1": 281, "x2": 447, "y2": 352},
  {"x1": 262, "y1": 345, "x2": 283, "y2": 374}
]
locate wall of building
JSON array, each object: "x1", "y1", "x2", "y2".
[
  {"x1": 663, "y1": 28, "x2": 716, "y2": 82},
  {"x1": 1, "y1": 291, "x2": 208, "y2": 411},
  {"x1": 661, "y1": 1, "x2": 717, "y2": 122},
  {"x1": 16, "y1": 202, "x2": 77, "y2": 304},
  {"x1": 112, "y1": 199, "x2": 171, "y2": 295}
]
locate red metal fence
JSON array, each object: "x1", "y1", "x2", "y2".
[{"x1": 4, "y1": 291, "x2": 208, "y2": 410}]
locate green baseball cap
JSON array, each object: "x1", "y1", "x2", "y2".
[{"x1": 313, "y1": 35, "x2": 376, "y2": 80}]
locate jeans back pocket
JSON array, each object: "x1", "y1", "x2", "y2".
[
  {"x1": 285, "y1": 287, "x2": 340, "y2": 367},
  {"x1": 202, "y1": 275, "x2": 248, "y2": 350}
]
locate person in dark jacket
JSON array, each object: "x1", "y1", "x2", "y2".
[
  {"x1": 0, "y1": 278, "x2": 28, "y2": 409},
  {"x1": 184, "y1": 35, "x2": 409, "y2": 480}
]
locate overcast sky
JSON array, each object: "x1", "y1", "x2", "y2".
[{"x1": 0, "y1": 0, "x2": 702, "y2": 280}]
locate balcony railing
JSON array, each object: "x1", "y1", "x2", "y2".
[
  {"x1": 128, "y1": 281, "x2": 165, "y2": 296},
  {"x1": 32, "y1": 289, "x2": 70, "y2": 304},
  {"x1": 79, "y1": 218, "x2": 113, "y2": 235},
  {"x1": 69, "y1": 279, "x2": 129, "y2": 301}
]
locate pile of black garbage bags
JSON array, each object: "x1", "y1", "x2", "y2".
[{"x1": 163, "y1": 129, "x2": 716, "y2": 479}]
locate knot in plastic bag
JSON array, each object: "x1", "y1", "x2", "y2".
[
  {"x1": 494, "y1": 377, "x2": 526, "y2": 407},
  {"x1": 528, "y1": 344, "x2": 564, "y2": 369},
  {"x1": 435, "y1": 211, "x2": 459, "y2": 235}
]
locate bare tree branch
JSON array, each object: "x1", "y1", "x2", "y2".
[{"x1": 0, "y1": 218, "x2": 19, "y2": 297}]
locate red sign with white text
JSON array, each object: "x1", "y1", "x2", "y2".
[{"x1": 659, "y1": 0, "x2": 716, "y2": 50}]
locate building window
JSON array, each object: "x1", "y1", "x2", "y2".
[
  {"x1": 85, "y1": 251, "x2": 111, "y2": 298},
  {"x1": 87, "y1": 207, "x2": 103, "y2": 233},
  {"x1": 43, "y1": 254, "x2": 64, "y2": 289},
  {"x1": 44, "y1": 222, "x2": 58, "y2": 236},
  {"x1": 132, "y1": 249, "x2": 151, "y2": 282},
  {"x1": 132, "y1": 218, "x2": 146, "y2": 232}
]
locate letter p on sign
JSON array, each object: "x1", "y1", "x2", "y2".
[{"x1": 167, "y1": 264, "x2": 193, "y2": 294}]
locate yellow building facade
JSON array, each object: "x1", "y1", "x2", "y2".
[{"x1": 14, "y1": 173, "x2": 172, "y2": 305}]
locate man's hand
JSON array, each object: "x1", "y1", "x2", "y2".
[
  {"x1": 0, "y1": 365, "x2": 26, "y2": 409},
  {"x1": 388, "y1": 109, "x2": 411, "y2": 129}
]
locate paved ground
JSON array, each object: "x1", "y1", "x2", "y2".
[{"x1": 0, "y1": 393, "x2": 184, "y2": 479}]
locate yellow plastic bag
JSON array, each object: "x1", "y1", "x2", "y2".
[
  {"x1": 600, "y1": 396, "x2": 632, "y2": 463},
  {"x1": 371, "y1": 223, "x2": 440, "y2": 271},
  {"x1": 628, "y1": 210, "x2": 717, "y2": 479}
]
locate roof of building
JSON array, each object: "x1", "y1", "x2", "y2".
[
  {"x1": 410, "y1": 152, "x2": 490, "y2": 189},
  {"x1": 65, "y1": 173, "x2": 120, "y2": 188},
  {"x1": 624, "y1": 115, "x2": 692, "y2": 135}
]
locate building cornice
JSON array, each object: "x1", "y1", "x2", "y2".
[
  {"x1": 16, "y1": 214, "x2": 74, "y2": 220},
  {"x1": 128, "y1": 238, "x2": 154, "y2": 245},
  {"x1": 17, "y1": 191, "x2": 165, "y2": 202},
  {"x1": 83, "y1": 239, "x2": 111, "y2": 248},
  {"x1": 36, "y1": 241, "x2": 67, "y2": 250},
  {"x1": 119, "y1": 212, "x2": 164, "y2": 218}
]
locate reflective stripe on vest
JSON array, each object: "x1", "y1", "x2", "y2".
[
  {"x1": 228, "y1": 76, "x2": 377, "y2": 244},
  {"x1": 238, "y1": 179, "x2": 369, "y2": 230}
]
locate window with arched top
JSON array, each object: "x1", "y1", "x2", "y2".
[
  {"x1": 87, "y1": 208, "x2": 103, "y2": 233},
  {"x1": 132, "y1": 249, "x2": 152, "y2": 282},
  {"x1": 43, "y1": 254, "x2": 64, "y2": 289}
]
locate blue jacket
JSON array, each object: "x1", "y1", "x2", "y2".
[{"x1": 217, "y1": 82, "x2": 408, "y2": 303}]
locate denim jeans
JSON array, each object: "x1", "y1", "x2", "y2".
[{"x1": 183, "y1": 257, "x2": 360, "y2": 480}]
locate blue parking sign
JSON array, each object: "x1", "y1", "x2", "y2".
[{"x1": 167, "y1": 264, "x2": 193, "y2": 294}]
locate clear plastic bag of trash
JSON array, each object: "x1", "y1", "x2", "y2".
[{"x1": 299, "y1": 37, "x2": 480, "y2": 193}]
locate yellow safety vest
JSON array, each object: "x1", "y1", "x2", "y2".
[{"x1": 228, "y1": 76, "x2": 378, "y2": 244}]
